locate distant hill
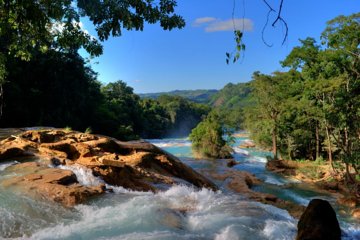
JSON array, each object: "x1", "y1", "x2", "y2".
[
  {"x1": 206, "y1": 82, "x2": 254, "y2": 130},
  {"x1": 210, "y1": 82, "x2": 253, "y2": 109},
  {"x1": 139, "y1": 89, "x2": 218, "y2": 103}
]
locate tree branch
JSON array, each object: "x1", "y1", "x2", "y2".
[{"x1": 262, "y1": 0, "x2": 288, "y2": 46}]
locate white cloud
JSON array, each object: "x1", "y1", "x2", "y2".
[
  {"x1": 192, "y1": 17, "x2": 217, "y2": 27},
  {"x1": 193, "y1": 17, "x2": 253, "y2": 33}
]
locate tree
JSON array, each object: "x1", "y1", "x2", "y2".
[
  {"x1": 98, "y1": 80, "x2": 143, "y2": 140},
  {"x1": 1, "y1": 50, "x2": 102, "y2": 130},
  {"x1": 139, "y1": 99, "x2": 171, "y2": 138},
  {"x1": 157, "y1": 95, "x2": 210, "y2": 137},
  {"x1": 245, "y1": 71, "x2": 292, "y2": 160},
  {"x1": 321, "y1": 13, "x2": 360, "y2": 181},
  {"x1": 245, "y1": 13, "x2": 360, "y2": 190},
  {"x1": 0, "y1": 0, "x2": 185, "y2": 116},
  {"x1": 189, "y1": 111, "x2": 234, "y2": 159}
]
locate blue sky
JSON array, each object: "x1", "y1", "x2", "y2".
[{"x1": 81, "y1": 0, "x2": 359, "y2": 93}]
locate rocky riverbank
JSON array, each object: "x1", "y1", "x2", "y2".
[
  {"x1": 0, "y1": 129, "x2": 309, "y2": 219},
  {"x1": 0, "y1": 129, "x2": 217, "y2": 207},
  {"x1": 266, "y1": 159, "x2": 360, "y2": 219}
]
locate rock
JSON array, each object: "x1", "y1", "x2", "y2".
[
  {"x1": 296, "y1": 199, "x2": 341, "y2": 240},
  {"x1": 266, "y1": 160, "x2": 296, "y2": 176},
  {"x1": 0, "y1": 129, "x2": 218, "y2": 198},
  {"x1": 2, "y1": 162, "x2": 105, "y2": 207},
  {"x1": 210, "y1": 170, "x2": 305, "y2": 218},
  {"x1": 321, "y1": 181, "x2": 339, "y2": 191},
  {"x1": 227, "y1": 159, "x2": 237, "y2": 167},
  {"x1": 337, "y1": 197, "x2": 358, "y2": 208},
  {"x1": 239, "y1": 140, "x2": 256, "y2": 148},
  {"x1": 352, "y1": 208, "x2": 360, "y2": 219}
]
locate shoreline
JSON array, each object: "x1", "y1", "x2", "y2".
[{"x1": 266, "y1": 159, "x2": 360, "y2": 220}]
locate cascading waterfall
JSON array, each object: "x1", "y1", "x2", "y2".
[{"x1": 0, "y1": 137, "x2": 359, "y2": 239}]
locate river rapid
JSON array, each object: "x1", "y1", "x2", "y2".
[{"x1": 0, "y1": 136, "x2": 359, "y2": 239}]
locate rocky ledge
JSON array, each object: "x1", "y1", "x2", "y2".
[
  {"x1": 266, "y1": 159, "x2": 360, "y2": 220},
  {"x1": 0, "y1": 129, "x2": 217, "y2": 207},
  {"x1": 210, "y1": 170, "x2": 306, "y2": 218}
]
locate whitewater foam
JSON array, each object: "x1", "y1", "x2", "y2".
[
  {"x1": 264, "y1": 175, "x2": 287, "y2": 186},
  {"x1": 29, "y1": 184, "x2": 300, "y2": 240},
  {"x1": 148, "y1": 139, "x2": 191, "y2": 148},
  {"x1": 58, "y1": 164, "x2": 151, "y2": 195},
  {"x1": 233, "y1": 147, "x2": 249, "y2": 155},
  {"x1": 262, "y1": 219, "x2": 297, "y2": 240},
  {"x1": 59, "y1": 164, "x2": 103, "y2": 186},
  {"x1": 214, "y1": 225, "x2": 240, "y2": 240},
  {"x1": 0, "y1": 161, "x2": 19, "y2": 171}
]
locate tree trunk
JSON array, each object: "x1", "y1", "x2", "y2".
[
  {"x1": 325, "y1": 125, "x2": 336, "y2": 173},
  {"x1": 272, "y1": 125, "x2": 278, "y2": 160},
  {"x1": 315, "y1": 123, "x2": 320, "y2": 160},
  {"x1": 343, "y1": 128, "x2": 355, "y2": 183},
  {"x1": 0, "y1": 84, "x2": 3, "y2": 118}
]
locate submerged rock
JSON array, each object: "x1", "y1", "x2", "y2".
[
  {"x1": 0, "y1": 129, "x2": 217, "y2": 206},
  {"x1": 296, "y1": 199, "x2": 341, "y2": 240}
]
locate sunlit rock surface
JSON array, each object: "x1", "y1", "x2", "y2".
[{"x1": 0, "y1": 129, "x2": 217, "y2": 206}]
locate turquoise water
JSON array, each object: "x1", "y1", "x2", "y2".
[
  {"x1": 150, "y1": 137, "x2": 360, "y2": 239},
  {"x1": 0, "y1": 137, "x2": 359, "y2": 239}
]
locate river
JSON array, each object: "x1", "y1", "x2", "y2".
[{"x1": 0, "y1": 136, "x2": 359, "y2": 239}]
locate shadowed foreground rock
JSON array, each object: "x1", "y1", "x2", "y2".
[
  {"x1": 296, "y1": 199, "x2": 341, "y2": 240},
  {"x1": 0, "y1": 129, "x2": 217, "y2": 206}
]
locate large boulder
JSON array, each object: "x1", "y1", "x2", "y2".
[
  {"x1": 0, "y1": 129, "x2": 218, "y2": 206},
  {"x1": 296, "y1": 199, "x2": 341, "y2": 240}
]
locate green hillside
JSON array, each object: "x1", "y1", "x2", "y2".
[
  {"x1": 139, "y1": 89, "x2": 218, "y2": 103},
  {"x1": 209, "y1": 82, "x2": 253, "y2": 109}
]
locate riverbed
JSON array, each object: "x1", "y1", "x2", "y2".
[{"x1": 0, "y1": 136, "x2": 359, "y2": 239}]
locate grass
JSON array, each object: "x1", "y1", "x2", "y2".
[
  {"x1": 85, "y1": 127, "x2": 92, "y2": 134},
  {"x1": 64, "y1": 126, "x2": 72, "y2": 132}
]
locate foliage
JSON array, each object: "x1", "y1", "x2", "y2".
[
  {"x1": 0, "y1": 0, "x2": 184, "y2": 60},
  {"x1": 244, "y1": 13, "x2": 360, "y2": 186},
  {"x1": 0, "y1": 51, "x2": 208, "y2": 140},
  {"x1": 0, "y1": 50, "x2": 102, "y2": 130},
  {"x1": 226, "y1": 30, "x2": 245, "y2": 64},
  {"x1": 85, "y1": 127, "x2": 92, "y2": 134},
  {"x1": 190, "y1": 112, "x2": 234, "y2": 159},
  {"x1": 139, "y1": 98, "x2": 171, "y2": 138},
  {"x1": 0, "y1": 0, "x2": 185, "y2": 117},
  {"x1": 92, "y1": 80, "x2": 142, "y2": 140},
  {"x1": 157, "y1": 95, "x2": 211, "y2": 137},
  {"x1": 210, "y1": 82, "x2": 254, "y2": 130}
]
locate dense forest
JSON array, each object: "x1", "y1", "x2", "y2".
[
  {"x1": 190, "y1": 12, "x2": 360, "y2": 177},
  {"x1": 243, "y1": 13, "x2": 360, "y2": 185},
  {"x1": 0, "y1": 53, "x2": 210, "y2": 140},
  {"x1": 0, "y1": 0, "x2": 206, "y2": 141},
  {"x1": 0, "y1": 0, "x2": 358, "y2": 183}
]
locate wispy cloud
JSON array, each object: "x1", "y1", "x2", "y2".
[
  {"x1": 192, "y1": 17, "x2": 217, "y2": 27},
  {"x1": 193, "y1": 17, "x2": 253, "y2": 33}
]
